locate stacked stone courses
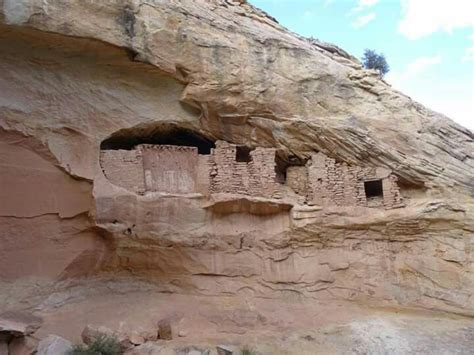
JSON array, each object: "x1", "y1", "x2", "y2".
[
  {"x1": 100, "y1": 149, "x2": 145, "y2": 194},
  {"x1": 208, "y1": 141, "x2": 280, "y2": 198},
  {"x1": 303, "y1": 153, "x2": 404, "y2": 209},
  {"x1": 100, "y1": 140, "x2": 404, "y2": 209},
  {"x1": 141, "y1": 144, "x2": 198, "y2": 194}
]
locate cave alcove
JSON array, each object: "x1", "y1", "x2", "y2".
[{"x1": 100, "y1": 125, "x2": 215, "y2": 154}]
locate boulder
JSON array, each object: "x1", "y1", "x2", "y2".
[
  {"x1": 129, "y1": 332, "x2": 145, "y2": 346},
  {"x1": 0, "y1": 312, "x2": 42, "y2": 337},
  {"x1": 216, "y1": 345, "x2": 237, "y2": 355},
  {"x1": 137, "y1": 330, "x2": 157, "y2": 343},
  {"x1": 8, "y1": 336, "x2": 39, "y2": 355},
  {"x1": 36, "y1": 335, "x2": 72, "y2": 355},
  {"x1": 178, "y1": 329, "x2": 188, "y2": 338},
  {"x1": 216, "y1": 345, "x2": 236, "y2": 355}
]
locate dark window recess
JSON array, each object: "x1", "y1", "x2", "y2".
[
  {"x1": 236, "y1": 146, "x2": 252, "y2": 162},
  {"x1": 275, "y1": 154, "x2": 288, "y2": 184},
  {"x1": 364, "y1": 179, "x2": 383, "y2": 198}
]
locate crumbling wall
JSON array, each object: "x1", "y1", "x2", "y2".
[
  {"x1": 382, "y1": 174, "x2": 404, "y2": 208},
  {"x1": 99, "y1": 150, "x2": 145, "y2": 194},
  {"x1": 286, "y1": 166, "x2": 307, "y2": 196},
  {"x1": 304, "y1": 152, "x2": 404, "y2": 209},
  {"x1": 307, "y1": 152, "x2": 342, "y2": 206},
  {"x1": 140, "y1": 145, "x2": 198, "y2": 194},
  {"x1": 249, "y1": 147, "x2": 280, "y2": 198},
  {"x1": 196, "y1": 155, "x2": 211, "y2": 194},
  {"x1": 99, "y1": 142, "x2": 404, "y2": 209},
  {"x1": 209, "y1": 141, "x2": 281, "y2": 198},
  {"x1": 209, "y1": 141, "x2": 237, "y2": 194}
]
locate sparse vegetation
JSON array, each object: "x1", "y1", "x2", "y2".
[
  {"x1": 241, "y1": 347, "x2": 256, "y2": 355},
  {"x1": 70, "y1": 335, "x2": 122, "y2": 355},
  {"x1": 362, "y1": 49, "x2": 389, "y2": 77}
]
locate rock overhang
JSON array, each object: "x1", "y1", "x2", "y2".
[{"x1": 0, "y1": 0, "x2": 473, "y2": 321}]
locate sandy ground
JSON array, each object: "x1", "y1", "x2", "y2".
[{"x1": 4, "y1": 277, "x2": 468, "y2": 354}]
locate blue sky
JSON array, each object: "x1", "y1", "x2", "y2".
[{"x1": 251, "y1": 0, "x2": 474, "y2": 129}]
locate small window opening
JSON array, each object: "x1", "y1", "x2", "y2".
[
  {"x1": 364, "y1": 179, "x2": 383, "y2": 199},
  {"x1": 236, "y1": 146, "x2": 252, "y2": 162}
]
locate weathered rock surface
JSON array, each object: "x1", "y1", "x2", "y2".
[
  {"x1": 36, "y1": 335, "x2": 72, "y2": 355},
  {"x1": 0, "y1": 342, "x2": 7, "y2": 355},
  {"x1": 8, "y1": 336, "x2": 39, "y2": 355},
  {"x1": 0, "y1": 312, "x2": 42, "y2": 337},
  {"x1": 0, "y1": 0, "x2": 473, "y2": 353}
]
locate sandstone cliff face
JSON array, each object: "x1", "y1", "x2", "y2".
[{"x1": 0, "y1": 0, "x2": 473, "y2": 323}]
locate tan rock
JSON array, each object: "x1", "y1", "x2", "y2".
[
  {"x1": 0, "y1": 0, "x2": 473, "y2": 343},
  {"x1": 36, "y1": 335, "x2": 72, "y2": 355},
  {"x1": 216, "y1": 345, "x2": 236, "y2": 355},
  {"x1": 129, "y1": 332, "x2": 145, "y2": 346},
  {"x1": 138, "y1": 330, "x2": 157, "y2": 343},
  {"x1": 0, "y1": 312, "x2": 42, "y2": 337},
  {"x1": 8, "y1": 336, "x2": 38, "y2": 355},
  {"x1": 178, "y1": 329, "x2": 188, "y2": 338}
]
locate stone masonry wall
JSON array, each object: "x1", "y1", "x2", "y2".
[
  {"x1": 286, "y1": 166, "x2": 307, "y2": 196},
  {"x1": 249, "y1": 147, "x2": 280, "y2": 198},
  {"x1": 304, "y1": 152, "x2": 404, "y2": 209},
  {"x1": 196, "y1": 155, "x2": 211, "y2": 194},
  {"x1": 209, "y1": 141, "x2": 237, "y2": 194},
  {"x1": 382, "y1": 174, "x2": 404, "y2": 208},
  {"x1": 99, "y1": 149, "x2": 145, "y2": 194},
  {"x1": 140, "y1": 144, "x2": 198, "y2": 194},
  {"x1": 99, "y1": 142, "x2": 403, "y2": 209},
  {"x1": 209, "y1": 141, "x2": 280, "y2": 199}
]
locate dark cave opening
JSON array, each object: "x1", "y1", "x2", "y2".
[{"x1": 100, "y1": 125, "x2": 215, "y2": 154}]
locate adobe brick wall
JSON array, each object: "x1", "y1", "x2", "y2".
[
  {"x1": 99, "y1": 149, "x2": 145, "y2": 194},
  {"x1": 140, "y1": 144, "x2": 198, "y2": 194}
]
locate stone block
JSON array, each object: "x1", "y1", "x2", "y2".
[
  {"x1": 0, "y1": 312, "x2": 42, "y2": 337},
  {"x1": 216, "y1": 344, "x2": 236, "y2": 355}
]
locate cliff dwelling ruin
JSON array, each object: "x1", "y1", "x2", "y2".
[{"x1": 100, "y1": 133, "x2": 404, "y2": 210}]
